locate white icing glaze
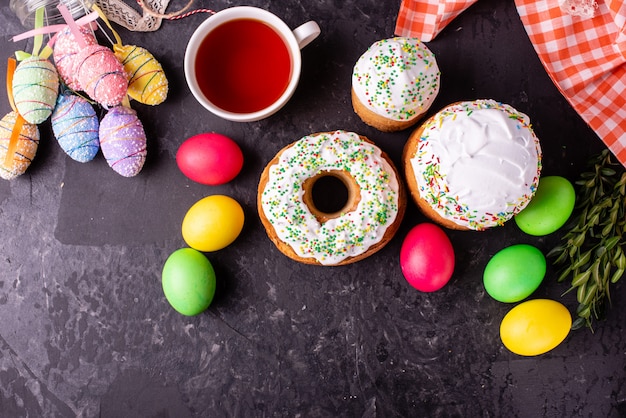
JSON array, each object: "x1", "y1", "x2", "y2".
[
  {"x1": 352, "y1": 37, "x2": 440, "y2": 121},
  {"x1": 260, "y1": 131, "x2": 400, "y2": 265},
  {"x1": 409, "y1": 100, "x2": 542, "y2": 230}
]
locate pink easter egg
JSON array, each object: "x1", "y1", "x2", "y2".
[
  {"x1": 99, "y1": 106, "x2": 147, "y2": 177},
  {"x1": 53, "y1": 26, "x2": 97, "y2": 90},
  {"x1": 400, "y1": 223, "x2": 455, "y2": 292},
  {"x1": 176, "y1": 133, "x2": 243, "y2": 185},
  {"x1": 75, "y1": 44, "x2": 128, "y2": 107}
]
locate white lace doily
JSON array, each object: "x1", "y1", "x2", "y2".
[{"x1": 94, "y1": 0, "x2": 169, "y2": 31}]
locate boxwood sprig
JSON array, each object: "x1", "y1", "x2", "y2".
[{"x1": 547, "y1": 150, "x2": 626, "y2": 330}]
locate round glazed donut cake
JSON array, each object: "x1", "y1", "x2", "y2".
[
  {"x1": 352, "y1": 37, "x2": 440, "y2": 132},
  {"x1": 258, "y1": 130, "x2": 406, "y2": 266},
  {"x1": 403, "y1": 99, "x2": 542, "y2": 231}
]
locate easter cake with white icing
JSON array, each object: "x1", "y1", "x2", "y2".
[
  {"x1": 258, "y1": 130, "x2": 406, "y2": 266},
  {"x1": 351, "y1": 37, "x2": 440, "y2": 132},
  {"x1": 402, "y1": 99, "x2": 542, "y2": 231}
]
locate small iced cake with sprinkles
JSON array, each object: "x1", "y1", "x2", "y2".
[
  {"x1": 351, "y1": 37, "x2": 440, "y2": 132},
  {"x1": 402, "y1": 100, "x2": 542, "y2": 231},
  {"x1": 258, "y1": 131, "x2": 406, "y2": 266}
]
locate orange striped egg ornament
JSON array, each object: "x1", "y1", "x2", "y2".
[{"x1": 0, "y1": 111, "x2": 40, "y2": 180}]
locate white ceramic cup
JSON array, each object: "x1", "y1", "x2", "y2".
[{"x1": 184, "y1": 6, "x2": 321, "y2": 122}]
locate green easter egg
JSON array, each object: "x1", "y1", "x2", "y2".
[
  {"x1": 13, "y1": 56, "x2": 59, "y2": 125},
  {"x1": 483, "y1": 244, "x2": 546, "y2": 303},
  {"x1": 515, "y1": 176, "x2": 575, "y2": 236},
  {"x1": 162, "y1": 248, "x2": 216, "y2": 316}
]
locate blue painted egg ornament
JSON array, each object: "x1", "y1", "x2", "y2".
[{"x1": 51, "y1": 92, "x2": 100, "y2": 162}]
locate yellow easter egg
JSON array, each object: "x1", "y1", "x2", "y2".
[
  {"x1": 0, "y1": 111, "x2": 40, "y2": 180},
  {"x1": 114, "y1": 44, "x2": 168, "y2": 105},
  {"x1": 500, "y1": 299, "x2": 571, "y2": 356},
  {"x1": 182, "y1": 195, "x2": 244, "y2": 252}
]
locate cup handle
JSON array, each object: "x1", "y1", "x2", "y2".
[{"x1": 292, "y1": 21, "x2": 321, "y2": 49}]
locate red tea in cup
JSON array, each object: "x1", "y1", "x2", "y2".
[
  {"x1": 185, "y1": 6, "x2": 320, "y2": 122},
  {"x1": 195, "y1": 19, "x2": 292, "y2": 114}
]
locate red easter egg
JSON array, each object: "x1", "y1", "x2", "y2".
[
  {"x1": 176, "y1": 133, "x2": 243, "y2": 185},
  {"x1": 400, "y1": 223, "x2": 455, "y2": 292}
]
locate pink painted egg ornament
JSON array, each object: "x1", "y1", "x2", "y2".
[
  {"x1": 400, "y1": 223, "x2": 455, "y2": 292},
  {"x1": 0, "y1": 111, "x2": 40, "y2": 180},
  {"x1": 99, "y1": 106, "x2": 147, "y2": 177},
  {"x1": 51, "y1": 92, "x2": 100, "y2": 162},
  {"x1": 176, "y1": 133, "x2": 244, "y2": 185},
  {"x1": 12, "y1": 56, "x2": 59, "y2": 125},
  {"x1": 52, "y1": 26, "x2": 98, "y2": 90},
  {"x1": 75, "y1": 44, "x2": 128, "y2": 107}
]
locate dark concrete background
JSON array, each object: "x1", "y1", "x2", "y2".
[{"x1": 0, "y1": 0, "x2": 624, "y2": 417}]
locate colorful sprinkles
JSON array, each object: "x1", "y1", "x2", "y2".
[
  {"x1": 352, "y1": 37, "x2": 440, "y2": 121},
  {"x1": 409, "y1": 100, "x2": 543, "y2": 230},
  {"x1": 261, "y1": 131, "x2": 400, "y2": 265}
]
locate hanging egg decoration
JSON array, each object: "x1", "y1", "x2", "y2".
[
  {"x1": 52, "y1": 25, "x2": 98, "y2": 90},
  {"x1": 74, "y1": 44, "x2": 128, "y2": 107},
  {"x1": 0, "y1": 111, "x2": 40, "y2": 180},
  {"x1": 99, "y1": 105, "x2": 147, "y2": 177},
  {"x1": 114, "y1": 44, "x2": 168, "y2": 106},
  {"x1": 12, "y1": 55, "x2": 59, "y2": 125},
  {"x1": 51, "y1": 92, "x2": 100, "y2": 162}
]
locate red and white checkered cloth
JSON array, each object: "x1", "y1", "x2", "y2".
[{"x1": 395, "y1": 0, "x2": 626, "y2": 167}]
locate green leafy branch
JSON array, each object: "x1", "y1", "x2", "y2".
[{"x1": 547, "y1": 150, "x2": 626, "y2": 330}]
